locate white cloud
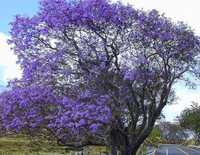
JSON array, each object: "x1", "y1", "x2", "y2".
[
  {"x1": 163, "y1": 85, "x2": 200, "y2": 122},
  {"x1": 0, "y1": 32, "x2": 21, "y2": 83},
  {"x1": 117, "y1": 0, "x2": 200, "y2": 35}
]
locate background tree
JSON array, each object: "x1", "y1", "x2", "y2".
[
  {"x1": 158, "y1": 121, "x2": 189, "y2": 144},
  {"x1": 0, "y1": 0, "x2": 200, "y2": 155},
  {"x1": 179, "y1": 102, "x2": 200, "y2": 143}
]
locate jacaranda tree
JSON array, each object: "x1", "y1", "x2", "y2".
[{"x1": 1, "y1": 0, "x2": 200, "y2": 154}]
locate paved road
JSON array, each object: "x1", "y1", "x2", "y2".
[{"x1": 153, "y1": 144, "x2": 200, "y2": 155}]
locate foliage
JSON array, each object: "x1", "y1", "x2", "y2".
[
  {"x1": 179, "y1": 102, "x2": 200, "y2": 143},
  {"x1": 1, "y1": 0, "x2": 200, "y2": 154},
  {"x1": 136, "y1": 143, "x2": 147, "y2": 155},
  {"x1": 147, "y1": 126, "x2": 163, "y2": 144}
]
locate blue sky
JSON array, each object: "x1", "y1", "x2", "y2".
[
  {"x1": 0, "y1": 0, "x2": 40, "y2": 87},
  {"x1": 0, "y1": 0, "x2": 200, "y2": 121},
  {"x1": 0, "y1": 0, "x2": 39, "y2": 34}
]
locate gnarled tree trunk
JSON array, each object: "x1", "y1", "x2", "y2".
[{"x1": 120, "y1": 145, "x2": 136, "y2": 155}]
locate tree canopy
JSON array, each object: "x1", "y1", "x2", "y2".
[
  {"x1": 1, "y1": 0, "x2": 200, "y2": 154},
  {"x1": 179, "y1": 102, "x2": 200, "y2": 143}
]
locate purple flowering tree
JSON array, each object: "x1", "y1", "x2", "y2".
[
  {"x1": 1, "y1": 0, "x2": 200, "y2": 154},
  {"x1": 0, "y1": 86, "x2": 111, "y2": 146}
]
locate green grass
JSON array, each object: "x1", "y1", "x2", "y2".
[
  {"x1": 136, "y1": 144, "x2": 147, "y2": 155},
  {"x1": 0, "y1": 136, "x2": 148, "y2": 155},
  {"x1": 0, "y1": 136, "x2": 150, "y2": 155},
  {"x1": 0, "y1": 135, "x2": 109, "y2": 155},
  {"x1": 0, "y1": 135, "x2": 68, "y2": 155}
]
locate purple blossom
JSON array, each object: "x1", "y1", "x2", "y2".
[{"x1": 1, "y1": 0, "x2": 200, "y2": 150}]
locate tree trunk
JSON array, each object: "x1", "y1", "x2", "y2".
[
  {"x1": 120, "y1": 147, "x2": 133, "y2": 155},
  {"x1": 131, "y1": 143, "x2": 143, "y2": 155},
  {"x1": 131, "y1": 149, "x2": 138, "y2": 155},
  {"x1": 110, "y1": 129, "x2": 120, "y2": 155},
  {"x1": 111, "y1": 145, "x2": 118, "y2": 155},
  {"x1": 120, "y1": 145, "x2": 137, "y2": 155}
]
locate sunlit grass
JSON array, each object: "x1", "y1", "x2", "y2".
[
  {"x1": 0, "y1": 135, "x2": 110, "y2": 155},
  {"x1": 0, "y1": 135, "x2": 67, "y2": 155}
]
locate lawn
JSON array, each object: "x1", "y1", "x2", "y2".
[
  {"x1": 0, "y1": 135, "x2": 146, "y2": 155},
  {"x1": 0, "y1": 135, "x2": 68, "y2": 155},
  {"x1": 0, "y1": 135, "x2": 110, "y2": 155}
]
